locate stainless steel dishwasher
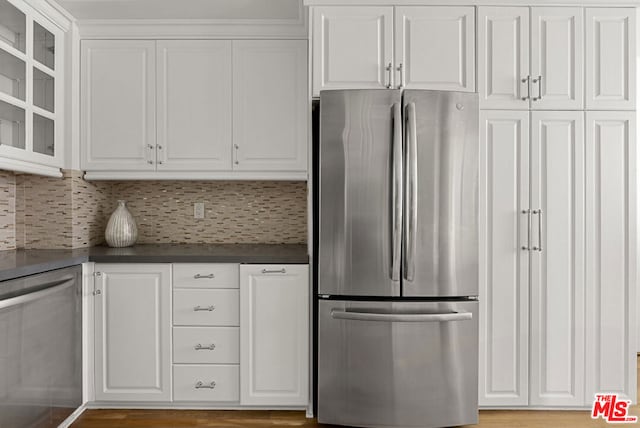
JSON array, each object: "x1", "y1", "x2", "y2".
[{"x1": 0, "y1": 265, "x2": 82, "y2": 428}]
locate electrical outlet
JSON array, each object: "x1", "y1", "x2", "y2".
[{"x1": 194, "y1": 202, "x2": 205, "y2": 219}]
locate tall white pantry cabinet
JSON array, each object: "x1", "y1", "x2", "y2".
[
  {"x1": 306, "y1": 0, "x2": 637, "y2": 409},
  {"x1": 477, "y1": 6, "x2": 636, "y2": 409}
]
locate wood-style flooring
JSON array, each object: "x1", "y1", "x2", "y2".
[{"x1": 71, "y1": 357, "x2": 640, "y2": 427}]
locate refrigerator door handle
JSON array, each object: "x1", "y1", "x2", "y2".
[
  {"x1": 391, "y1": 103, "x2": 403, "y2": 281},
  {"x1": 331, "y1": 310, "x2": 473, "y2": 323},
  {"x1": 404, "y1": 102, "x2": 418, "y2": 282}
]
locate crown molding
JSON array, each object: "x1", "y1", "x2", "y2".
[
  {"x1": 76, "y1": 3, "x2": 308, "y2": 39},
  {"x1": 304, "y1": 0, "x2": 640, "y2": 5}
]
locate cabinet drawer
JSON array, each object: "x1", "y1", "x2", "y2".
[
  {"x1": 173, "y1": 327, "x2": 239, "y2": 364},
  {"x1": 173, "y1": 264, "x2": 239, "y2": 289},
  {"x1": 174, "y1": 290, "x2": 239, "y2": 326},
  {"x1": 173, "y1": 365, "x2": 239, "y2": 402}
]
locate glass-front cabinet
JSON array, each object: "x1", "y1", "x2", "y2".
[{"x1": 0, "y1": 0, "x2": 63, "y2": 175}]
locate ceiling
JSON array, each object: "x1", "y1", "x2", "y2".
[{"x1": 54, "y1": 0, "x2": 302, "y2": 20}]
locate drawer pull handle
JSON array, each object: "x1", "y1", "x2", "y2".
[
  {"x1": 195, "y1": 381, "x2": 216, "y2": 389},
  {"x1": 193, "y1": 305, "x2": 215, "y2": 312},
  {"x1": 194, "y1": 274, "x2": 215, "y2": 279},
  {"x1": 262, "y1": 268, "x2": 286, "y2": 274},
  {"x1": 194, "y1": 343, "x2": 216, "y2": 351}
]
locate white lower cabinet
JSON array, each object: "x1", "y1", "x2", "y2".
[
  {"x1": 93, "y1": 264, "x2": 172, "y2": 402},
  {"x1": 92, "y1": 262, "x2": 310, "y2": 407},
  {"x1": 240, "y1": 265, "x2": 309, "y2": 406}
]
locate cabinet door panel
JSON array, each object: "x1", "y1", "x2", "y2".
[
  {"x1": 233, "y1": 40, "x2": 307, "y2": 172},
  {"x1": 585, "y1": 112, "x2": 636, "y2": 401},
  {"x1": 478, "y1": 7, "x2": 529, "y2": 109},
  {"x1": 94, "y1": 264, "x2": 171, "y2": 402},
  {"x1": 586, "y1": 9, "x2": 636, "y2": 110},
  {"x1": 478, "y1": 111, "x2": 529, "y2": 406},
  {"x1": 312, "y1": 6, "x2": 393, "y2": 96},
  {"x1": 395, "y1": 6, "x2": 474, "y2": 92},
  {"x1": 529, "y1": 111, "x2": 585, "y2": 406},
  {"x1": 531, "y1": 8, "x2": 583, "y2": 110},
  {"x1": 81, "y1": 40, "x2": 156, "y2": 170},
  {"x1": 156, "y1": 40, "x2": 232, "y2": 171},
  {"x1": 240, "y1": 265, "x2": 309, "y2": 406}
]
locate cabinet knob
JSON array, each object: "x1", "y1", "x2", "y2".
[
  {"x1": 93, "y1": 289, "x2": 101, "y2": 296},
  {"x1": 148, "y1": 160, "x2": 153, "y2": 164}
]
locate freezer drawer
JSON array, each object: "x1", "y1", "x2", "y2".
[{"x1": 318, "y1": 300, "x2": 478, "y2": 428}]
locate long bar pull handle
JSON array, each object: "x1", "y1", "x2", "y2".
[
  {"x1": 397, "y1": 63, "x2": 404, "y2": 89},
  {"x1": 385, "y1": 63, "x2": 392, "y2": 89},
  {"x1": 522, "y1": 209, "x2": 531, "y2": 251},
  {"x1": 532, "y1": 75, "x2": 543, "y2": 101},
  {"x1": 532, "y1": 209, "x2": 543, "y2": 251},
  {"x1": 331, "y1": 310, "x2": 472, "y2": 323},
  {"x1": 404, "y1": 102, "x2": 418, "y2": 282},
  {"x1": 521, "y1": 76, "x2": 531, "y2": 101},
  {"x1": 391, "y1": 102, "x2": 403, "y2": 282},
  {"x1": 0, "y1": 279, "x2": 75, "y2": 310}
]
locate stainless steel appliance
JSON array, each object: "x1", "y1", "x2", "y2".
[
  {"x1": 0, "y1": 266, "x2": 82, "y2": 428},
  {"x1": 317, "y1": 89, "x2": 479, "y2": 428}
]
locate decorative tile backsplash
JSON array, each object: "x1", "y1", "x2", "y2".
[
  {"x1": 0, "y1": 172, "x2": 16, "y2": 251},
  {"x1": 0, "y1": 170, "x2": 307, "y2": 249},
  {"x1": 111, "y1": 181, "x2": 307, "y2": 244}
]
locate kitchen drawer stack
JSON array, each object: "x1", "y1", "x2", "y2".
[{"x1": 172, "y1": 264, "x2": 240, "y2": 402}]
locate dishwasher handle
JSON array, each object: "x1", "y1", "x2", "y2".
[
  {"x1": 331, "y1": 310, "x2": 472, "y2": 323},
  {"x1": 0, "y1": 278, "x2": 75, "y2": 310}
]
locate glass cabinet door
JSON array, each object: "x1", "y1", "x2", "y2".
[{"x1": 0, "y1": 0, "x2": 61, "y2": 170}]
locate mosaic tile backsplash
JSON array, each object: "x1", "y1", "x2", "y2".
[
  {"x1": 0, "y1": 170, "x2": 307, "y2": 249},
  {"x1": 111, "y1": 181, "x2": 307, "y2": 244}
]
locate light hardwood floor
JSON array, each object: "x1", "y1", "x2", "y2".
[{"x1": 72, "y1": 357, "x2": 640, "y2": 427}]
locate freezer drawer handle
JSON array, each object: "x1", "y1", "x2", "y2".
[
  {"x1": 331, "y1": 310, "x2": 472, "y2": 323},
  {"x1": 195, "y1": 381, "x2": 216, "y2": 389},
  {"x1": 194, "y1": 274, "x2": 215, "y2": 279},
  {"x1": 193, "y1": 305, "x2": 215, "y2": 312},
  {"x1": 194, "y1": 343, "x2": 216, "y2": 351}
]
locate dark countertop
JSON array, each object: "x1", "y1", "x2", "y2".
[{"x1": 0, "y1": 244, "x2": 308, "y2": 282}]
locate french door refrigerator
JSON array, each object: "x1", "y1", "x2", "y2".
[{"x1": 317, "y1": 89, "x2": 479, "y2": 428}]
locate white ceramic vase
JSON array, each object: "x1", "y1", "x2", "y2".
[{"x1": 105, "y1": 200, "x2": 138, "y2": 247}]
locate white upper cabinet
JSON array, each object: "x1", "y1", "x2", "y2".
[
  {"x1": 529, "y1": 111, "x2": 585, "y2": 407},
  {"x1": 586, "y1": 8, "x2": 636, "y2": 110},
  {"x1": 82, "y1": 39, "x2": 308, "y2": 179},
  {"x1": 81, "y1": 40, "x2": 156, "y2": 171},
  {"x1": 478, "y1": 110, "x2": 530, "y2": 407},
  {"x1": 531, "y1": 8, "x2": 583, "y2": 110},
  {"x1": 311, "y1": 5, "x2": 475, "y2": 96},
  {"x1": 233, "y1": 40, "x2": 307, "y2": 172},
  {"x1": 395, "y1": 6, "x2": 474, "y2": 92},
  {"x1": 478, "y1": 7, "x2": 530, "y2": 110},
  {"x1": 479, "y1": 7, "x2": 584, "y2": 110},
  {"x1": 0, "y1": 0, "x2": 64, "y2": 177},
  {"x1": 312, "y1": 6, "x2": 393, "y2": 95},
  {"x1": 156, "y1": 40, "x2": 232, "y2": 171}
]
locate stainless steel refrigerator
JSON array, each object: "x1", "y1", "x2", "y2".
[{"x1": 317, "y1": 89, "x2": 479, "y2": 428}]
